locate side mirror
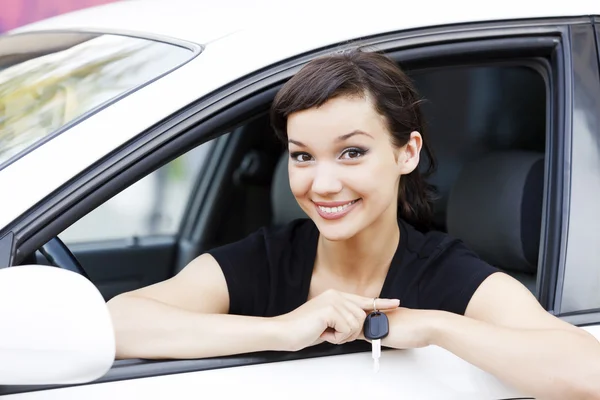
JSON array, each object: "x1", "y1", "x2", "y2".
[{"x1": 0, "y1": 265, "x2": 115, "y2": 385}]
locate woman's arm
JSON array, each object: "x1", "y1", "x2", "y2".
[
  {"x1": 382, "y1": 273, "x2": 600, "y2": 400},
  {"x1": 107, "y1": 253, "x2": 286, "y2": 359},
  {"x1": 108, "y1": 295, "x2": 287, "y2": 359}
]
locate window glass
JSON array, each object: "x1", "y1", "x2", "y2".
[
  {"x1": 410, "y1": 64, "x2": 546, "y2": 296},
  {"x1": 60, "y1": 141, "x2": 213, "y2": 244},
  {"x1": 0, "y1": 32, "x2": 193, "y2": 166}
]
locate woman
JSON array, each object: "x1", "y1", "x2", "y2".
[{"x1": 107, "y1": 49, "x2": 600, "y2": 399}]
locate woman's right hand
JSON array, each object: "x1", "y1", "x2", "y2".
[{"x1": 273, "y1": 289, "x2": 400, "y2": 351}]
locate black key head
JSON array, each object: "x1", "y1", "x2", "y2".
[{"x1": 363, "y1": 311, "x2": 389, "y2": 340}]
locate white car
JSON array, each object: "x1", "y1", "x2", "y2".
[{"x1": 1, "y1": 1, "x2": 599, "y2": 398}]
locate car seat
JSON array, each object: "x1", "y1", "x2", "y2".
[{"x1": 446, "y1": 150, "x2": 545, "y2": 292}]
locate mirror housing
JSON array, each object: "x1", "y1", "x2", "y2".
[{"x1": 0, "y1": 265, "x2": 115, "y2": 385}]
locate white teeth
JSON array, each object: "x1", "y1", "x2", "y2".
[{"x1": 318, "y1": 200, "x2": 357, "y2": 214}]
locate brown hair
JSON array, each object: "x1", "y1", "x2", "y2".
[{"x1": 270, "y1": 48, "x2": 438, "y2": 232}]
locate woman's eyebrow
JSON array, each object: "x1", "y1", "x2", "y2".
[
  {"x1": 288, "y1": 139, "x2": 306, "y2": 147},
  {"x1": 336, "y1": 130, "x2": 374, "y2": 141},
  {"x1": 288, "y1": 130, "x2": 373, "y2": 147}
]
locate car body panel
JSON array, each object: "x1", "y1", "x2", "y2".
[
  {"x1": 6, "y1": 325, "x2": 600, "y2": 400},
  {"x1": 1, "y1": 347, "x2": 525, "y2": 400},
  {"x1": 3, "y1": 328, "x2": 600, "y2": 399},
  {"x1": 8, "y1": 0, "x2": 598, "y2": 46}
]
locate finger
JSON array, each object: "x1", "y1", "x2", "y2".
[
  {"x1": 337, "y1": 305, "x2": 363, "y2": 344},
  {"x1": 341, "y1": 293, "x2": 400, "y2": 311},
  {"x1": 310, "y1": 336, "x2": 326, "y2": 347},
  {"x1": 321, "y1": 325, "x2": 358, "y2": 344},
  {"x1": 336, "y1": 305, "x2": 360, "y2": 343},
  {"x1": 343, "y1": 302, "x2": 368, "y2": 342},
  {"x1": 321, "y1": 327, "x2": 351, "y2": 344},
  {"x1": 320, "y1": 328, "x2": 338, "y2": 343},
  {"x1": 323, "y1": 306, "x2": 353, "y2": 344}
]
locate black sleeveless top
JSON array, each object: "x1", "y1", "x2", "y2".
[{"x1": 207, "y1": 218, "x2": 499, "y2": 317}]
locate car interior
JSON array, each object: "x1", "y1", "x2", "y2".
[{"x1": 25, "y1": 59, "x2": 548, "y2": 306}]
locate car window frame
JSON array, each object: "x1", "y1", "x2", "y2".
[
  {"x1": 0, "y1": 17, "x2": 581, "y2": 396},
  {"x1": 0, "y1": 29, "x2": 202, "y2": 173},
  {"x1": 555, "y1": 21, "x2": 600, "y2": 323}
]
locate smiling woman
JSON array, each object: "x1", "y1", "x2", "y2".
[
  {"x1": 106, "y1": 48, "x2": 600, "y2": 400},
  {"x1": 285, "y1": 95, "x2": 422, "y2": 242}
]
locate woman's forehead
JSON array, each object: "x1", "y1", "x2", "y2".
[{"x1": 287, "y1": 96, "x2": 388, "y2": 142}]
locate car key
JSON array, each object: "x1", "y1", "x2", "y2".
[{"x1": 363, "y1": 309, "x2": 389, "y2": 373}]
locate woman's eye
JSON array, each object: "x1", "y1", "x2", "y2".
[
  {"x1": 291, "y1": 152, "x2": 312, "y2": 162},
  {"x1": 341, "y1": 148, "x2": 366, "y2": 160}
]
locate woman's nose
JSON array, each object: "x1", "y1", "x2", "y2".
[{"x1": 311, "y1": 164, "x2": 343, "y2": 195}]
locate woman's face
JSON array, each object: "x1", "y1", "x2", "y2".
[{"x1": 286, "y1": 94, "x2": 421, "y2": 241}]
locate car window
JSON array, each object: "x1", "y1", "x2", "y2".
[
  {"x1": 59, "y1": 141, "x2": 213, "y2": 244},
  {"x1": 0, "y1": 32, "x2": 194, "y2": 168}
]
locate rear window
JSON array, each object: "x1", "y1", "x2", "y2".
[{"x1": 0, "y1": 32, "x2": 194, "y2": 167}]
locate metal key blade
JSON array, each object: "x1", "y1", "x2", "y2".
[{"x1": 372, "y1": 339, "x2": 381, "y2": 373}]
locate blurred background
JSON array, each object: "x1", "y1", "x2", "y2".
[
  {"x1": 1, "y1": 0, "x2": 121, "y2": 33},
  {"x1": 1, "y1": 0, "x2": 213, "y2": 245}
]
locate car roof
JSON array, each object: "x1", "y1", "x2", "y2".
[{"x1": 8, "y1": 0, "x2": 599, "y2": 46}]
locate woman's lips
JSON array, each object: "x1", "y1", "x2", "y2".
[{"x1": 313, "y1": 199, "x2": 361, "y2": 220}]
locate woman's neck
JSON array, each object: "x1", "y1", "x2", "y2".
[{"x1": 315, "y1": 207, "x2": 400, "y2": 287}]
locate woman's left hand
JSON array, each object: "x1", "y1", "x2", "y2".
[{"x1": 360, "y1": 307, "x2": 437, "y2": 349}]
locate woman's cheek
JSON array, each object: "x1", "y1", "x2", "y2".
[
  {"x1": 348, "y1": 164, "x2": 391, "y2": 197},
  {"x1": 289, "y1": 167, "x2": 312, "y2": 200}
]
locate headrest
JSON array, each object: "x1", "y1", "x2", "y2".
[
  {"x1": 446, "y1": 151, "x2": 544, "y2": 274},
  {"x1": 271, "y1": 152, "x2": 307, "y2": 225}
]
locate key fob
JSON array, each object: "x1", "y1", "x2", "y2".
[{"x1": 363, "y1": 311, "x2": 389, "y2": 340}]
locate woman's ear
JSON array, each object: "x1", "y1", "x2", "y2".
[{"x1": 397, "y1": 131, "x2": 422, "y2": 174}]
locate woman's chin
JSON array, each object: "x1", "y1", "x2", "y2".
[{"x1": 313, "y1": 219, "x2": 361, "y2": 242}]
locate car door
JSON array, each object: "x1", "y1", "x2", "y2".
[{"x1": 2, "y1": 13, "x2": 599, "y2": 400}]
